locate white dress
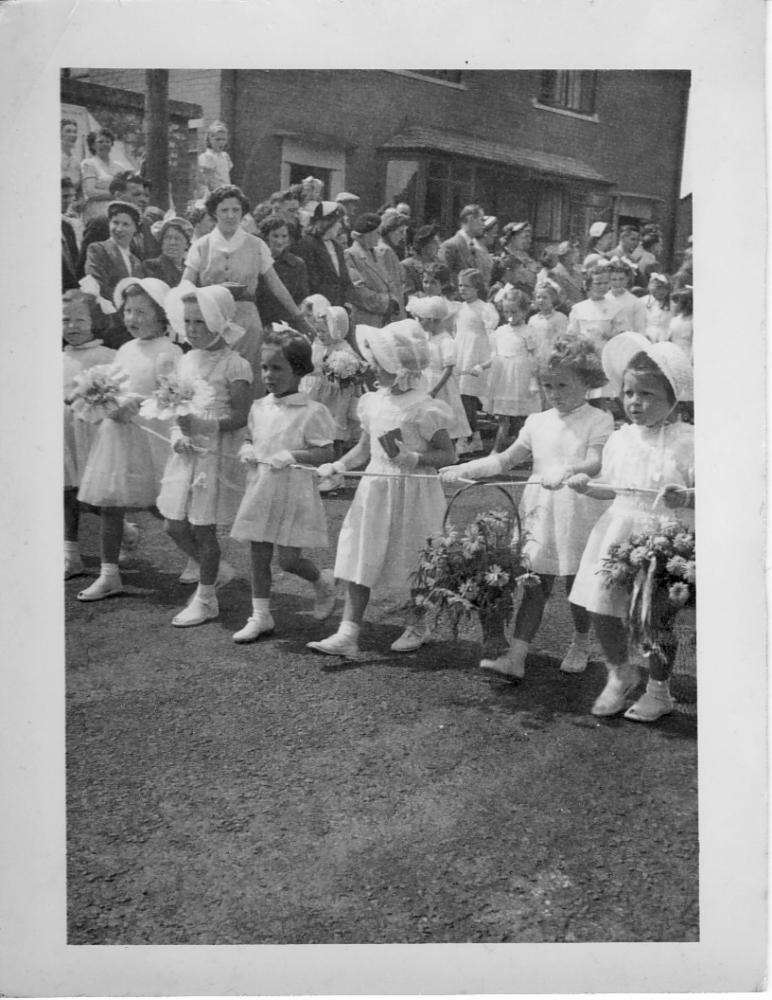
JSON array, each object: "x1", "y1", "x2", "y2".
[
  {"x1": 454, "y1": 299, "x2": 499, "y2": 398},
  {"x1": 484, "y1": 323, "x2": 541, "y2": 417},
  {"x1": 156, "y1": 347, "x2": 253, "y2": 526},
  {"x1": 642, "y1": 295, "x2": 672, "y2": 343},
  {"x1": 334, "y1": 389, "x2": 453, "y2": 596},
  {"x1": 527, "y1": 310, "x2": 568, "y2": 360},
  {"x1": 198, "y1": 148, "x2": 233, "y2": 191},
  {"x1": 230, "y1": 392, "x2": 335, "y2": 548},
  {"x1": 421, "y1": 331, "x2": 471, "y2": 439},
  {"x1": 515, "y1": 405, "x2": 614, "y2": 575},
  {"x1": 78, "y1": 337, "x2": 182, "y2": 508},
  {"x1": 567, "y1": 297, "x2": 627, "y2": 397},
  {"x1": 63, "y1": 340, "x2": 116, "y2": 488},
  {"x1": 606, "y1": 289, "x2": 647, "y2": 335},
  {"x1": 301, "y1": 340, "x2": 362, "y2": 443},
  {"x1": 569, "y1": 421, "x2": 695, "y2": 618}
]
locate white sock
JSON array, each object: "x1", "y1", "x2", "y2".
[
  {"x1": 646, "y1": 678, "x2": 671, "y2": 697},
  {"x1": 252, "y1": 597, "x2": 270, "y2": 616},
  {"x1": 64, "y1": 541, "x2": 80, "y2": 557},
  {"x1": 197, "y1": 583, "x2": 216, "y2": 602},
  {"x1": 100, "y1": 562, "x2": 120, "y2": 581},
  {"x1": 338, "y1": 620, "x2": 360, "y2": 640}
]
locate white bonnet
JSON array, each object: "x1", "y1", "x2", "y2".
[
  {"x1": 602, "y1": 332, "x2": 693, "y2": 403},
  {"x1": 327, "y1": 306, "x2": 350, "y2": 343},
  {"x1": 355, "y1": 318, "x2": 429, "y2": 391},
  {"x1": 406, "y1": 295, "x2": 449, "y2": 321},
  {"x1": 113, "y1": 276, "x2": 171, "y2": 314},
  {"x1": 165, "y1": 280, "x2": 245, "y2": 346}
]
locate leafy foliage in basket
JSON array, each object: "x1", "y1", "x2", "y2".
[
  {"x1": 411, "y1": 508, "x2": 537, "y2": 636},
  {"x1": 601, "y1": 514, "x2": 695, "y2": 654}
]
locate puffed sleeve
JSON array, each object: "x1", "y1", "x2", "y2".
[
  {"x1": 587, "y1": 408, "x2": 615, "y2": 448},
  {"x1": 356, "y1": 390, "x2": 377, "y2": 434},
  {"x1": 512, "y1": 413, "x2": 536, "y2": 455},
  {"x1": 438, "y1": 334, "x2": 456, "y2": 367},
  {"x1": 184, "y1": 238, "x2": 204, "y2": 275},
  {"x1": 155, "y1": 342, "x2": 183, "y2": 380},
  {"x1": 302, "y1": 402, "x2": 336, "y2": 447},
  {"x1": 254, "y1": 237, "x2": 275, "y2": 277},
  {"x1": 224, "y1": 352, "x2": 254, "y2": 385},
  {"x1": 416, "y1": 399, "x2": 454, "y2": 439},
  {"x1": 599, "y1": 426, "x2": 625, "y2": 480},
  {"x1": 673, "y1": 423, "x2": 695, "y2": 485}
]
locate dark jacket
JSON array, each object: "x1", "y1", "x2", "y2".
[
  {"x1": 294, "y1": 234, "x2": 353, "y2": 307},
  {"x1": 142, "y1": 255, "x2": 184, "y2": 288},
  {"x1": 77, "y1": 216, "x2": 160, "y2": 278},
  {"x1": 62, "y1": 218, "x2": 80, "y2": 291},
  {"x1": 255, "y1": 250, "x2": 309, "y2": 326}
]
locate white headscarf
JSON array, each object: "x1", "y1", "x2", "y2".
[
  {"x1": 602, "y1": 332, "x2": 693, "y2": 403},
  {"x1": 355, "y1": 318, "x2": 430, "y2": 391},
  {"x1": 165, "y1": 280, "x2": 244, "y2": 346}
]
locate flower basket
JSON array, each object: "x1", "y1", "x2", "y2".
[
  {"x1": 411, "y1": 482, "x2": 537, "y2": 657},
  {"x1": 601, "y1": 514, "x2": 695, "y2": 662}
]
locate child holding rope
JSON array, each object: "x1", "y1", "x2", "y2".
[
  {"x1": 156, "y1": 283, "x2": 252, "y2": 627},
  {"x1": 568, "y1": 333, "x2": 694, "y2": 721},
  {"x1": 76, "y1": 278, "x2": 181, "y2": 602},
  {"x1": 308, "y1": 319, "x2": 455, "y2": 658},
  {"x1": 440, "y1": 335, "x2": 613, "y2": 678},
  {"x1": 230, "y1": 326, "x2": 337, "y2": 642}
]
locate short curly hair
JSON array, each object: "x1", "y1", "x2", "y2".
[
  {"x1": 263, "y1": 326, "x2": 314, "y2": 377},
  {"x1": 205, "y1": 184, "x2": 250, "y2": 219},
  {"x1": 538, "y1": 334, "x2": 607, "y2": 390},
  {"x1": 62, "y1": 288, "x2": 108, "y2": 337},
  {"x1": 457, "y1": 268, "x2": 488, "y2": 299}
]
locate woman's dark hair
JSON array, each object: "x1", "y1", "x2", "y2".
[
  {"x1": 670, "y1": 288, "x2": 693, "y2": 317},
  {"x1": 258, "y1": 216, "x2": 291, "y2": 241},
  {"x1": 640, "y1": 232, "x2": 661, "y2": 251},
  {"x1": 205, "y1": 184, "x2": 250, "y2": 219},
  {"x1": 540, "y1": 247, "x2": 559, "y2": 270},
  {"x1": 62, "y1": 288, "x2": 108, "y2": 337},
  {"x1": 422, "y1": 262, "x2": 452, "y2": 294},
  {"x1": 85, "y1": 128, "x2": 115, "y2": 155},
  {"x1": 263, "y1": 327, "x2": 314, "y2": 376},
  {"x1": 624, "y1": 351, "x2": 677, "y2": 406},
  {"x1": 121, "y1": 283, "x2": 168, "y2": 327},
  {"x1": 538, "y1": 334, "x2": 607, "y2": 389}
]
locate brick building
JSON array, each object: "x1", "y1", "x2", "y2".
[{"x1": 65, "y1": 69, "x2": 691, "y2": 267}]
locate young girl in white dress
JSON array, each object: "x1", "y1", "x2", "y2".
[
  {"x1": 63, "y1": 289, "x2": 117, "y2": 579},
  {"x1": 474, "y1": 289, "x2": 541, "y2": 452},
  {"x1": 642, "y1": 273, "x2": 672, "y2": 343},
  {"x1": 300, "y1": 295, "x2": 363, "y2": 457},
  {"x1": 568, "y1": 333, "x2": 694, "y2": 722},
  {"x1": 406, "y1": 295, "x2": 471, "y2": 444},
  {"x1": 454, "y1": 268, "x2": 500, "y2": 453},
  {"x1": 198, "y1": 121, "x2": 233, "y2": 195},
  {"x1": 308, "y1": 319, "x2": 455, "y2": 658},
  {"x1": 527, "y1": 280, "x2": 568, "y2": 359},
  {"x1": 156, "y1": 284, "x2": 253, "y2": 627},
  {"x1": 441, "y1": 335, "x2": 614, "y2": 678},
  {"x1": 606, "y1": 259, "x2": 647, "y2": 335},
  {"x1": 77, "y1": 278, "x2": 182, "y2": 601},
  {"x1": 230, "y1": 328, "x2": 337, "y2": 642}
]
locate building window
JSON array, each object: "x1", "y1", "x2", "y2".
[
  {"x1": 279, "y1": 137, "x2": 346, "y2": 198},
  {"x1": 538, "y1": 71, "x2": 597, "y2": 116}
]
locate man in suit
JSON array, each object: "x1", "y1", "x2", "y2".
[
  {"x1": 77, "y1": 171, "x2": 160, "y2": 277},
  {"x1": 437, "y1": 204, "x2": 492, "y2": 288}
]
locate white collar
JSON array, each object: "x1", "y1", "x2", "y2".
[
  {"x1": 64, "y1": 339, "x2": 104, "y2": 352},
  {"x1": 209, "y1": 226, "x2": 248, "y2": 253},
  {"x1": 270, "y1": 391, "x2": 307, "y2": 406}
]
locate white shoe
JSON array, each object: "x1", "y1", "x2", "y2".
[
  {"x1": 591, "y1": 663, "x2": 640, "y2": 716},
  {"x1": 311, "y1": 569, "x2": 337, "y2": 621},
  {"x1": 65, "y1": 555, "x2": 86, "y2": 580},
  {"x1": 179, "y1": 558, "x2": 200, "y2": 584},
  {"x1": 624, "y1": 687, "x2": 674, "y2": 723},
  {"x1": 560, "y1": 639, "x2": 589, "y2": 674},
  {"x1": 307, "y1": 631, "x2": 360, "y2": 658},
  {"x1": 172, "y1": 595, "x2": 219, "y2": 628},
  {"x1": 390, "y1": 624, "x2": 428, "y2": 652},
  {"x1": 480, "y1": 638, "x2": 528, "y2": 680},
  {"x1": 77, "y1": 575, "x2": 123, "y2": 602},
  {"x1": 215, "y1": 560, "x2": 236, "y2": 590},
  {"x1": 233, "y1": 612, "x2": 275, "y2": 643}
]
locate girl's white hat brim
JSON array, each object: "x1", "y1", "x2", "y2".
[
  {"x1": 355, "y1": 318, "x2": 429, "y2": 390},
  {"x1": 406, "y1": 295, "x2": 449, "y2": 321},
  {"x1": 602, "y1": 331, "x2": 693, "y2": 402},
  {"x1": 113, "y1": 276, "x2": 171, "y2": 314}
]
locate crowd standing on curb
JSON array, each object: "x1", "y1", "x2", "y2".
[{"x1": 62, "y1": 117, "x2": 695, "y2": 725}]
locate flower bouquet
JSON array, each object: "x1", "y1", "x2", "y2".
[
  {"x1": 321, "y1": 348, "x2": 368, "y2": 388},
  {"x1": 411, "y1": 506, "x2": 537, "y2": 656},
  {"x1": 601, "y1": 514, "x2": 695, "y2": 657},
  {"x1": 139, "y1": 373, "x2": 216, "y2": 421},
  {"x1": 69, "y1": 363, "x2": 136, "y2": 423}
]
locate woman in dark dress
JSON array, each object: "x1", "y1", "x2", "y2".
[
  {"x1": 294, "y1": 201, "x2": 353, "y2": 307},
  {"x1": 255, "y1": 216, "x2": 310, "y2": 325}
]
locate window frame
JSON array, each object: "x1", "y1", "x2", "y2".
[{"x1": 533, "y1": 70, "x2": 599, "y2": 121}]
